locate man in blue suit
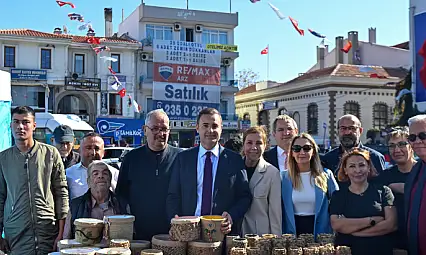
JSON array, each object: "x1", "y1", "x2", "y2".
[{"x1": 167, "y1": 108, "x2": 252, "y2": 235}]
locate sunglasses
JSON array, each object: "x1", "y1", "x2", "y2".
[
  {"x1": 292, "y1": 145, "x2": 313, "y2": 153},
  {"x1": 408, "y1": 132, "x2": 426, "y2": 142},
  {"x1": 388, "y1": 141, "x2": 409, "y2": 149}
]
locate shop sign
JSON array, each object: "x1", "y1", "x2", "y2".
[{"x1": 11, "y1": 69, "x2": 47, "y2": 80}]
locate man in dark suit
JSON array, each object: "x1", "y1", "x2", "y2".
[
  {"x1": 167, "y1": 108, "x2": 252, "y2": 235},
  {"x1": 263, "y1": 114, "x2": 298, "y2": 173},
  {"x1": 405, "y1": 114, "x2": 426, "y2": 255}
]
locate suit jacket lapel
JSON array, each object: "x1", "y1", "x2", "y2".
[
  {"x1": 189, "y1": 147, "x2": 199, "y2": 215},
  {"x1": 213, "y1": 146, "x2": 227, "y2": 204}
]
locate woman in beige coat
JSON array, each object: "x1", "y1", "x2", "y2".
[{"x1": 242, "y1": 126, "x2": 282, "y2": 236}]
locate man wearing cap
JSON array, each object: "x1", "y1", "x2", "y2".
[{"x1": 53, "y1": 125, "x2": 81, "y2": 169}]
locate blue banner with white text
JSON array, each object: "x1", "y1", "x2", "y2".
[{"x1": 153, "y1": 100, "x2": 219, "y2": 120}]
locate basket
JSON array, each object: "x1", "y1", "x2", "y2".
[
  {"x1": 141, "y1": 249, "x2": 163, "y2": 255},
  {"x1": 60, "y1": 247, "x2": 99, "y2": 255},
  {"x1": 130, "y1": 240, "x2": 151, "y2": 254},
  {"x1": 244, "y1": 234, "x2": 259, "y2": 248},
  {"x1": 57, "y1": 239, "x2": 84, "y2": 251},
  {"x1": 151, "y1": 234, "x2": 187, "y2": 255},
  {"x1": 170, "y1": 216, "x2": 200, "y2": 242},
  {"x1": 74, "y1": 218, "x2": 104, "y2": 245},
  {"x1": 104, "y1": 215, "x2": 135, "y2": 242},
  {"x1": 188, "y1": 240, "x2": 222, "y2": 255},
  {"x1": 110, "y1": 239, "x2": 130, "y2": 249},
  {"x1": 95, "y1": 248, "x2": 131, "y2": 255},
  {"x1": 200, "y1": 215, "x2": 226, "y2": 242}
]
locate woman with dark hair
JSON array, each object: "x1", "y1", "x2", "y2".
[
  {"x1": 330, "y1": 148, "x2": 397, "y2": 255},
  {"x1": 282, "y1": 133, "x2": 338, "y2": 237},
  {"x1": 241, "y1": 126, "x2": 282, "y2": 235}
]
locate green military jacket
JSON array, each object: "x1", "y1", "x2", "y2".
[{"x1": 0, "y1": 140, "x2": 69, "y2": 255}]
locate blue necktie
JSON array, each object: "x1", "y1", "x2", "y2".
[{"x1": 201, "y1": 151, "x2": 213, "y2": 216}]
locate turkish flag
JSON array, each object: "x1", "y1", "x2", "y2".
[
  {"x1": 86, "y1": 37, "x2": 100, "y2": 45},
  {"x1": 341, "y1": 41, "x2": 352, "y2": 53},
  {"x1": 261, "y1": 46, "x2": 268, "y2": 55},
  {"x1": 419, "y1": 40, "x2": 426, "y2": 89},
  {"x1": 289, "y1": 17, "x2": 304, "y2": 36},
  {"x1": 118, "y1": 88, "x2": 126, "y2": 98}
]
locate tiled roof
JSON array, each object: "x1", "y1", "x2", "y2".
[
  {"x1": 0, "y1": 29, "x2": 140, "y2": 44},
  {"x1": 235, "y1": 84, "x2": 257, "y2": 96},
  {"x1": 236, "y1": 64, "x2": 408, "y2": 96}
]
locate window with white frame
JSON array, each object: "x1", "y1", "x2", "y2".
[
  {"x1": 202, "y1": 29, "x2": 228, "y2": 45},
  {"x1": 4, "y1": 46, "x2": 16, "y2": 67},
  {"x1": 146, "y1": 24, "x2": 173, "y2": 40},
  {"x1": 74, "y1": 54, "x2": 85, "y2": 74},
  {"x1": 111, "y1": 53, "x2": 120, "y2": 73},
  {"x1": 41, "y1": 48, "x2": 52, "y2": 69}
]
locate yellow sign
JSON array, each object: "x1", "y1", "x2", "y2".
[{"x1": 206, "y1": 44, "x2": 238, "y2": 52}]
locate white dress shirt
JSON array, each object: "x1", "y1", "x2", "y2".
[
  {"x1": 195, "y1": 144, "x2": 220, "y2": 216},
  {"x1": 276, "y1": 146, "x2": 288, "y2": 173},
  {"x1": 66, "y1": 162, "x2": 119, "y2": 200}
]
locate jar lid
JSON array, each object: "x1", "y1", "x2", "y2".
[
  {"x1": 74, "y1": 218, "x2": 104, "y2": 226},
  {"x1": 171, "y1": 216, "x2": 200, "y2": 224}
]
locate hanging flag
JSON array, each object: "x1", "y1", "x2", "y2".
[
  {"x1": 110, "y1": 75, "x2": 121, "y2": 90},
  {"x1": 288, "y1": 17, "x2": 304, "y2": 36},
  {"x1": 94, "y1": 46, "x2": 111, "y2": 54},
  {"x1": 118, "y1": 88, "x2": 126, "y2": 98},
  {"x1": 250, "y1": 0, "x2": 260, "y2": 3},
  {"x1": 100, "y1": 56, "x2": 118, "y2": 62},
  {"x1": 268, "y1": 3, "x2": 285, "y2": 20},
  {"x1": 419, "y1": 40, "x2": 426, "y2": 88},
  {"x1": 261, "y1": 46, "x2": 269, "y2": 55},
  {"x1": 308, "y1": 29, "x2": 326, "y2": 39},
  {"x1": 87, "y1": 37, "x2": 101, "y2": 45},
  {"x1": 108, "y1": 66, "x2": 116, "y2": 75},
  {"x1": 341, "y1": 41, "x2": 352, "y2": 53},
  {"x1": 56, "y1": 1, "x2": 75, "y2": 8},
  {"x1": 78, "y1": 22, "x2": 91, "y2": 31}
]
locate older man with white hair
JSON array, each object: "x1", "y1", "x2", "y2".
[
  {"x1": 63, "y1": 160, "x2": 122, "y2": 240},
  {"x1": 405, "y1": 114, "x2": 426, "y2": 255},
  {"x1": 116, "y1": 109, "x2": 182, "y2": 241}
]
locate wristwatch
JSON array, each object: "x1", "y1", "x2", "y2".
[{"x1": 369, "y1": 217, "x2": 376, "y2": 226}]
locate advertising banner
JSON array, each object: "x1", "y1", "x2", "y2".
[
  {"x1": 415, "y1": 11, "x2": 426, "y2": 102},
  {"x1": 153, "y1": 40, "x2": 221, "y2": 67},
  {"x1": 153, "y1": 63, "x2": 220, "y2": 85},
  {"x1": 153, "y1": 39, "x2": 221, "y2": 120}
]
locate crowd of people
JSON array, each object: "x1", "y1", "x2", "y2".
[{"x1": 0, "y1": 105, "x2": 425, "y2": 255}]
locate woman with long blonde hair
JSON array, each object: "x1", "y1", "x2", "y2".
[
  {"x1": 282, "y1": 133, "x2": 338, "y2": 236},
  {"x1": 241, "y1": 126, "x2": 282, "y2": 235}
]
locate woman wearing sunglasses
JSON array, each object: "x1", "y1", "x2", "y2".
[
  {"x1": 241, "y1": 126, "x2": 282, "y2": 236},
  {"x1": 281, "y1": 133, "x2": 338, "y2": 237},
  {"x1": 330, "y1": 148, "x2": 397, "y2": 255},
  {"x1": 374, "y1": 127, "x2": 416, "y2": 253}
]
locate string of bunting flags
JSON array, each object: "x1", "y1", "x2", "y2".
[
  {"x1": 254, "y1": 0, "x2": 391, "y2": 78},
  {"x1": 54, "y1": 0, "x2": 141, "y2": 113}
]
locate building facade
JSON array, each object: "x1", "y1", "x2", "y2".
[
  {"x1": 118, "y1": 3, "x2": 239, "y2": 147},
  {"x1": 0, "y1": 27, "x2": 140, "y2": 127}
]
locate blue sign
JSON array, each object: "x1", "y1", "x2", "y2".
[
  {"x1": 262, "y1": 101, "x2": 277, "y2": 110},
  {"x1": 153, "y1": 100, "x2": 219, "y2": 120},
  {"x1": 323, "y1": 122, "x2": 327, "y2": 129},
  {"x1": 96, "y1": 118, "x2": 145, "y2": 146},
  {"x1": 415, "y1": 12, "x2": 426, "y2": 102},
  {"x1": 11, "y1": 69, "x2": 47, "y2": 80}
]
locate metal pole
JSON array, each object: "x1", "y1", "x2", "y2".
[
  {"x1": 267, "y1": 44, "x2": 270, "y2": 81},
  {"x1": 187, "y1": 0, "x2": 189, "y2": 9},
  {"x1": 230, "y1": 0, "x2": 232, "y2": 13},
  {"x1": 323, "y1": 127, "x2": 327, "y2": 149}
]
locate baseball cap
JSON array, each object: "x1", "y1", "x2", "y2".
[{"x1": 53, "y1": 125, "x2": 75, "y2": 143}]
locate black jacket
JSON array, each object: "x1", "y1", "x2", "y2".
[
  {"x1": 64, "y1": 150, "x2": 81, "y2": 169},
  {"x1": 263, "y1": 147, "x2": 279, "y2": 170},
  {"x1": 320, "y1": 144, "x2": 385, "y2": 177},
  {"x1": 70, "y1": 189, "x2": 121, "y2": 239},
  {"x1": 116, "y1": 145, "x2": 182, "y2": 241}
]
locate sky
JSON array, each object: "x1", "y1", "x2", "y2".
[{"x1": 0, "y1": 0, "x2": 409, "y2": 83}]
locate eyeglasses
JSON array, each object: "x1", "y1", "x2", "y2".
[
  {"x1": 388, "y1": 141, "x2": 409, "y2": 149},
  {"x1": 146, "y1": 126, "x2": 170, "y2": 134},
  {"x1": 292, "y1": 145, "x2": 313, "y2": 153},
  {"x1": 408, "y1": 132, "x2": 426, "y2": 142},
  {"x1": 339, "y1": 126, "x2": 360, "y2": 132}
]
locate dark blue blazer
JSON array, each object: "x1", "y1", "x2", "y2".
[
  {"x1": 263, "y1": 147, "x2": 279, "y2": 170},
  {"x1": 404, "y1": 161, "x2": 423, "y2": 255},
  {"x1": 166, "y1": 146, "x2": 252, "y2": 234},
  {"x1": 320, "y1": 144, "x2": 385, "y2": 176}
]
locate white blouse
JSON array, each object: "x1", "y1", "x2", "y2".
[{"x1": 292, "y1": 172, "x2": 316, "y2": 216}]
